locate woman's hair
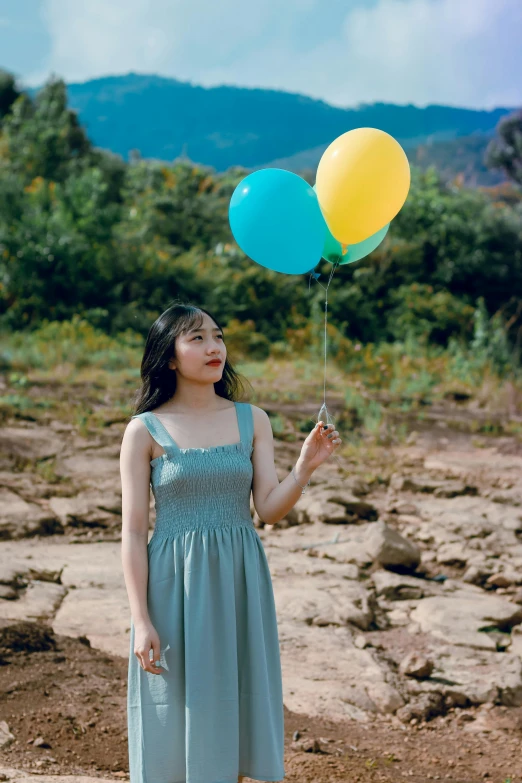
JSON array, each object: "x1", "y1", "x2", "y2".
[{"x1": 131, "y1": 301, "x2": 253, "y2": 416}]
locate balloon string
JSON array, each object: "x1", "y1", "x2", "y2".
[{"x1": 308, "y1": 259, "x2": 345, "y2": 472}]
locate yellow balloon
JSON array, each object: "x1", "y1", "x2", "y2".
[{"x1": 315, "y1": 127, "x2": 410, "y2": 245}]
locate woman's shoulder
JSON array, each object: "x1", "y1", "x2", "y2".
[{"x1": 244, "y1": 403, "x2": 270, "y2": 428}]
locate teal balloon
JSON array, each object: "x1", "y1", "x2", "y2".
[
  {"x1": 321, "y1": 227, "x2": 345, "y2": 264},
  {"x1": 313, "y1": 183, "x2": 389, "y2": 265},
  {"x1": 341, "y1": 223, "x2": 389, "y2": 264},
  {"x1": 229, "y1": 169, "x2": 325, "y2": 275}
]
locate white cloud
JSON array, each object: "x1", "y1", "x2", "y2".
[{"x1": 26, "y1": 0, "x2": 522, "y2": 108}]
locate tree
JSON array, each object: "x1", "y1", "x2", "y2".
[
  {"x1": 0, "y1": 70, "x2": 20, "y2": 120},
  {"x1": 1, "y1": 76, "x2": 92, "y2": 183},
  {"x1": 486, "y1": 109, "x2": 522, "y2": 186}
]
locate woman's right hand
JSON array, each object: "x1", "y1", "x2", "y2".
[{"x1": 134, "y1": 620, "x2": 164, "y2": 674}]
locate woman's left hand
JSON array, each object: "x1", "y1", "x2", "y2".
[{"x1": 298, "y1": 421, "x2": 342, "y2": 473}]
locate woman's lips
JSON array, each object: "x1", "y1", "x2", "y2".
[{"x1": 206, "y1": 360, "x2": 222, "y2": 365}]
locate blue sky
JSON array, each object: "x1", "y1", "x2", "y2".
[{"x1": 1, "y1": 0, "x2": 521, "y2": 109}]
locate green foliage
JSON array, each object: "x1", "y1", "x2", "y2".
[
  {"x1": 387, "y1": 282, "x2": 474, "y2": 344},
  {"x1": 486, "y1": 109, "x2": 522, "y2": 186},
  {"x1": 0, "y1": 70, "x2": 520, "y2": 371},
  {"x1": 1, "y1": 78, "x2": 92, "y2": 183},
  {"x1": 0, "y1": 70, "x2": 20, "y2": 121}
]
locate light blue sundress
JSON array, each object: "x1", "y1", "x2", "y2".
[{"x1": 127, "y1": 401, "x2": 285, "y2": 783}]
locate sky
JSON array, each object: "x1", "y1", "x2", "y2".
[{"x1": 0, "y1": 0, "x2": 520, "y2": 109}]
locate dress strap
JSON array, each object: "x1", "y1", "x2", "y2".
[
  {"x1": 235, "y1": 402, "x2": 254, "y2": 455},
  {"x1": 131, "y1": 412, "x2": 180, "y2": 456}
]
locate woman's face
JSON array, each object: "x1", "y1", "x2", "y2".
[{"x1": 169, "y1": 312, "x2": 226, "y2": 381}]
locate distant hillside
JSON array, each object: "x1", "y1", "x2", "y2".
[
  {"x1": 32, "y1": 72, "x2": 515, "y2": 180},
  {"x1": 266, "y1": 133, "x2": 506, "y2": 187}
]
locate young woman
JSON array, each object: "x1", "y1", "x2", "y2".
[{"x1": 120, "y1": 302, "x2": 342, "y2": 783}]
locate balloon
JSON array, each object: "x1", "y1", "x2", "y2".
[
  {"x1": 341, "y1": 223, "x2": 390, "y2": 265},
  {"x1": 321, "y1": 226, "x2": 346, "y2": 264},
  {"x1": 312, "y1": 183, "x2": 348, "y2": 264},
  {"x1": 229, "y1": 169, "x2": 325, "y2": 275},
  {"x1": 315, "y1": 127, "x2": 410, "y2": 245}
]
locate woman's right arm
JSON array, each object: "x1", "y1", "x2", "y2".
[{"x1": 120, "y1": 418, "x2": 153, "y2": 628}]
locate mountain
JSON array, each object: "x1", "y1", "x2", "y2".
[
  {"x1": 265, "y1": 132, "x2": 506, "y2": 187},
  {"x1": 37, "y1": 73, "x2": 515, "y2": 180}
]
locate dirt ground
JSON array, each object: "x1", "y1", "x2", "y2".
[{"x1": 0, "y1": 621, "x2": 520, "y2": 783}]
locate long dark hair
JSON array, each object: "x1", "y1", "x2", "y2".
[{"x1": 131, "y1": 301, "x2": 253, "y2": 416}]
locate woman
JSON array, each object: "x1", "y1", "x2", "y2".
[{"x1": 120, "y1": 302, "x2": 342, "y2": 783}]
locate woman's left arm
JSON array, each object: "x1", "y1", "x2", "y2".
[{"x1": 250, "y1": 406, "x2": 342, "y2": 526}]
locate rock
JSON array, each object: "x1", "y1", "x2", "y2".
[
  {"x1": 0, "y1": 581, "x2": 67, "y2": 622},
  {"x1": 434, "y1": 646, "x2": 522, "y2": 706},
  {"x1": 277, "y1": 582, "x2": 374, "y2": 631},
  {"x1": 508, "y1": 625, "x2": 522, "y2": 656},
  {"x1": 462, "y1": 565, "x2": 491, "y2": 586},
  {"x1": 324, "y1": 491, "x2": 378, "y2": 522},
  {"x1": 385, "y1": 607, "x2": 411, "y2": 627},
  {"x1": 366, "y1": 682, "x2": 405, "y2": 714},
  {"x1": 490, "y1": 490, "x2": 522, "y2": 506},
  {"x1": 389, "y1": 474, "x2": 477, "y2": 496},
  {"x1": 396, "y1": 692, "x2": 445, "y2": 723},
  {"x1": 301, "y1": 499, "x2": 356, "y2": 525},
  {"x1": 433, "y1": 481, "x2": 478, "y2": 498},
  {"x1": 341, "y1": 477, "x2": 371, "y2": 497},
  {"x1": 513, "y1": 588, "x2": 522, "y2": 605},
  {"x1": 365, "y1": 521, "x2": 421, "y2": 571},
  {"x1": 410, "y1": 593, "x2": 522, "y2": 650},
  {"x1": 33, "y1": 736, "x2": 51, "y2": 748},
  {"x1": 436, "y1": 543, "x2": 468, "y2": 567},
  {"x1": 0, "y1": 488, "x2": 62, "y2": 540},
  {"x1": 399, "y1": 651, "x2": 434, "y2": 679},
  {"x1": 372, "y1": 570, "x2": 429, "y2": 601},
  {"x1": 354, "y1": 634, "x2": 369, "y2": 649},
  {"x1": 394, "y1": 503, "x2": 420, "y2": 516},
  {"x1": 295, "y1": 737, "x2": 323, "y2": 753},
  {"x1": 486, "y1": 573, "x2": 514, "y2": 589},
  {"x1": 0, "y1": 720, "x2": 15, "y2": 748},
  {"x1": 0, "y1": 426, "x2": 63, "y2": 462}
]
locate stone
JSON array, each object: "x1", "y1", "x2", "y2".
[
  {"x1": 277, "y1": 582, "x2": 374, "y2": 631},
  {"x1": 462, "y1": 565, "x2": 490, "y2": 586},
  {"x1": 366, "y1": 682, "x2": 405, "y2": 714},
  {"x1": 433, "y1": 481, "x2": 478, "y2": 499},
  {"x1": 399, "y1": 651, "x2": 434, "y2": 679},
  {"x1": 434, "y1": 646, "x2": 522, "y2": 706},
  {"x1": 395, "y1": 503, "x2": 420, "y2": 516},
  {"x1": 325, "y1": 491, "x2": 378, "y2": 522},
  {"x1": 436, "y1": 543, "x2": 468, "y2": 567},
  {"x1": 0, "y1": 488, "x2": 62, "y2": 540},
  {"x1": 365, "y1": 521, "x2": 421, "y2": 571},
  {"x1": 342, "y1": 477, "x2": 371, "y2": 497},
  {"x1": 486, "y1": 573, "x2": 514, "y2": 589},
  {"x1": 389, "y1": 474, "x2": 477, "y2": 497},
  {"x1": 410, "y1": 593, "x2": 522, "y2": 650},
  {"x1": 301, "y1": 499, "x2": 355, "y2": 525},
  {"x1": 0, "y1": 720, "x2": 15, "y2": 748},
  {"x1": 396, "y1": 692, "x2": 445, "y2": 723},
  {"x1": 0, "y1": 582, "x2": 67, "y2": 622},
  {"x1": 508, "y1": 625, "x2": 522, "y2": 656},
  {"x1": 372, "y1": 570, "x2": 431, "y2": 601}
]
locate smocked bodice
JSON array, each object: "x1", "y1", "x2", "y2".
[{"x1": 131, "y1": 402, "x2": 254, "y2": 540}]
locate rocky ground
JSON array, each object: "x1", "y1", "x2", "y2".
[{"x1": 1, "y1": 405, "x2": 522, "y2": 782}]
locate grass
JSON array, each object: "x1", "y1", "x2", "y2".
[{"x1": 0, "y1": 316, "x2": 521, "y2": 454}]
